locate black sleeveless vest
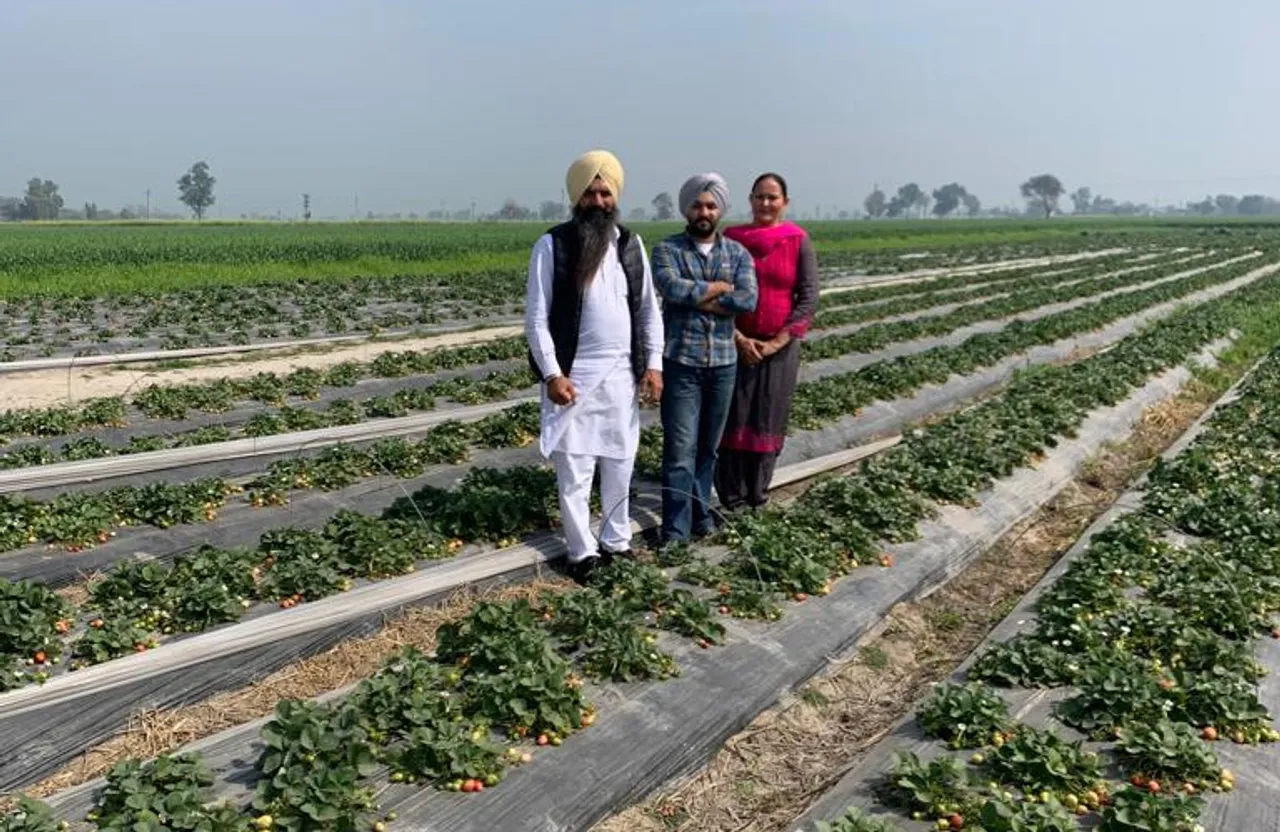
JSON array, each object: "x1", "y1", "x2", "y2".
[{"x1": 527, "y1": 221, "x2": 649, "y2": 382}]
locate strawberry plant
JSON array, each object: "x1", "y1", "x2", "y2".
[
  {"x1": 252, "y1": 700, "x2": 379, "y2": 832},
  {"x1": 541, "y1": 587, "x2": 641, "y2": 649},
  {"x1": 581, "y1": 626, "x2": 678, "y2": 681},
  {"x1": 71, "y1": 616, "x2": 154, "y2": 666},
  {"x1": 322, "y1": 510, "x2": 444, "y2": 578},
  {"x1": 916, "y1": 682, "x2": 1012, "y2": 749},
  {"x1": 384, "y1": 465, "x2": 558, "y2": 541},
  {"x1": 1169, "y1": 671, "x2": 1272, "y2": 739},
  {"x1": 1056, "y1": 660, "x2": 1169, "y2": 739},
  {"x1": 980, "y1": 726, "x2": 1105, "y2": 796},
  {"x1": 975, "y1": 797, "x2": 1076, "y2": 832},
  {"x1": 1114, "y1": 719, "x2": 1222, "y2": 788},
  {"x1": 591, "y1": 558, "x2": 674, "y2": 615},
  {"x1": 347, "y1": 647, "x2": 463, "y2": 740},
  {"x1": 88, "y1": 560, "x2": 170, "y2": 613},
  {"x1": 163, "y1": 546, "x2": 259, "y2": 631},
  {"x1": 721, "y1": 578, "x2": 785, "y2": 621},
  {"x1": 436, "y1": 600, "x2": 586, "y2": 736},
  {"x1": 814, "y1": 808, "x2": 903, "y2": 832},
  {"x1": 878, "y1": 752, "x2": 980, "y2": 823},
  {"x1": 0, "y1": 797, "x2": 67, "y2": 832},
  {"x1": 0, "y1": 577, "x2": 71, "y2": 664},
  {"x1": 390, "y1": 720, "x2": 506, "y2": 786},
  {"x1": 89, "y1": 754, "x2": 245, "y2": 832},
  {"x1": 258, "y1": 529, "x2": 349, "y2": 602},
  {"x1": 1096, "y1": 785, "x2": 1203, "y2": 832},
  {"x1": 722, "y1": 508, "x2": 847, "y2": 595},
  {"x1": 969, "y1": 635, "x2": 1074, "y2": 689},
  {"x1": 655, "y1": 588, "x2": 725, "y2": 644}
]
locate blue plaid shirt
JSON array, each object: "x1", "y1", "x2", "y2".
[{"x1": 651, "y1": 232, "x2": 757, "y2": 368}]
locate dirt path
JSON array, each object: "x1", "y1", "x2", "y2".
[{"x1": 0, "y1": 325, "x2": 524, "y2": 411}]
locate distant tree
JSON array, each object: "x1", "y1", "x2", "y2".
[
  {"x1": 915, "y1": 191, "x2": 931, "y2": 218},
  {"x1": 627, "y1": 207, "x2": 647, "y2": 222},
  {"x1": 1238, "y1": 194, "x2": 1271, "y2": 216},
  {"x1": 1091, "y1": 194, "x2": 1117, "y2": 214},
  {"x1": 302, "y1": 193, "x2": 311, "y2": 222},
  {"x1": 652, "y1": 192, "x2": 675, "y2": 221},
  {"x1": 177, "y1": 161, "x2": 216, "y2": 220},
  {"x1": 1215, "y1": 194, "x2": 1240, "y2": 216},
  {"x1": 0, "y1": 197, "x2": 19, "y2": 221},
  {"x1": 1020, "y1": 174, "x2": 1065, "y2": 218},
  {"x1": 837, "y1": 209, "x2": 850, "y2": 219},
  {"x1": 931, "y1": 183, "x2": 969, "y2": 217},
  {"x1": 961, "y1": 192, "x2": 981, "y2": 217},
  {"x1": 863, "y1": 187, "x2": 887, "y2": 218},
  {"x1": 493, "y1": 198, "x2": 533, "y2": 221},
  {"x1": 887, "y1": 183, "x2": 923, "y2": 218},
  {"x1": 119, "y1": 206, "x2": 137, "y2": 220},
  {"x1": 1070, "y1": 187, "x2": 1092, "y2": 215},
  {"x1": 538, "y1": 200, "x2": 565, "y2": 222},
  {"x1": 83, "y1": 202, "x2": 99, "y2": 220},
  {"x1": 1188, "y1": 196, "x2": 1215, "y2": 216},
  {"x1": 19, "y1": 179, "x2": 64, "y2": 220}
]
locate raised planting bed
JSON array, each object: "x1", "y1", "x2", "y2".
[
  {"x1": 0, "y1": 252, "x2": 1263, "y2": 498},
  {"x1": 813, "y1": 250, "x2": 1196, "y2": 328},
  {"x1": 792, "y1": 346, "x2": 1280, "y2": 832},
  {"x1": 10, "y1": 268, "x2": 1266, "y2": 827},
  {"x1": 2, "y1": 256, "x2": 1275, "y2": 598}
]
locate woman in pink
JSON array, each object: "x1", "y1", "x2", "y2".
[{"x1": 716, "y1": 173, "x2": 819, "y2": 510}]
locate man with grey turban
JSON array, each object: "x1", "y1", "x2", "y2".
[
  {"x1": 651, "y1": 173, "x2": 757, "y2": 546},
  {"x1": 525, "y1": 150, "x2": 665, "y2": 584}
]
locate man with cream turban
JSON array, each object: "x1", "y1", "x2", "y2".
[
  {"x1": 525, "y1": 150, "x2": 665, "y2": 583},
  {"x1": 651, "y1": 174, "x2": 757, "y2": 546}
]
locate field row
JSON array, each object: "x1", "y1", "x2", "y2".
[
  {"x1": 0, "y1": 226, "x2": 1123, "y2": 360},
  {"x1": 6, "y1": 235, "x2": 1275, "y2": 830},
  {"x1": 0, "y1": 250, "x2": 1233, "y2": 450},
  {"x1": 803, "y1": 339, "x2": 1280, "y2": 832},
  {"x1": 0, "y1": 254, "x2": 1262, "y2": 573}
]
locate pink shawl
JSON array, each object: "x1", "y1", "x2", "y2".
[{"x1": 723, "y1": 221, "x2": 809, "y2": 338}]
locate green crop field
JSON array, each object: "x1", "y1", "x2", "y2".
[{"x1": 0, "y1": 216, "x2": 1271, "y2": 298}]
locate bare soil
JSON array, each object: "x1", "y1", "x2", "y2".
[{"x1": 0, "y1": 325, "x2": 523, "y2": 411}]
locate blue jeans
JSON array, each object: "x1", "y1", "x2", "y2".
[{"x1": 660, "y1": 358, "x2": 737, "y2": 543}]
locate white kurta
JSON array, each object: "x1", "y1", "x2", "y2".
[{"x1": 525, "y1": 230, "x2": 664, "y2": 460}]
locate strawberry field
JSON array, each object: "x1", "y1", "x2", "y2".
[{"x1": 3, "y1": 222, "x2": 1280, "y2": 831}]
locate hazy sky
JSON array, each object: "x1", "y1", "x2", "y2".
[{"x1": 2, "y1": 0, "x2": 1277, "y2": 218}]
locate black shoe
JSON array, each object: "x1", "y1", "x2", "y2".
[
  {"x1": 598, "y1": 546, "x2": 631, "y2": 568},
  {"x1": 693, "y1": 522, "x2": 720, "y2": 541},
  {"x1": 564, "y1": 556, "x2": 601, "y2": 586}
]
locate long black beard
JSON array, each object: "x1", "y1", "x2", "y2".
[{"x1": 572, "y1": 205, "x2": 618, "y2": 289}]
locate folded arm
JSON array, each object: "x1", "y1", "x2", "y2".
[
  {"x1": 652, "y1": 241, "x2": 718, "y2": 308},
  {"x1": 712, "y1": 247, "x2": 758, "y2": 315}
]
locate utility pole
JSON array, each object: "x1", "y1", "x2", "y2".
[
  {"x1": 145, "y1": 189, "x2": 151, "y2": 220},
  {"x1": 470, "y1": 201, "x2": 476, "y2": 222},
  {"x1": 354, "y1": 194, "x2": 359, "y2": 220}
]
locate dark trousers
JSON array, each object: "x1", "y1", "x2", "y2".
[
  {"x1": 715, "y1": 449, "x2": 779, "y2": 510},
  {"x1": 660, "y1": 358, "x2": 736, "y2": 543}
]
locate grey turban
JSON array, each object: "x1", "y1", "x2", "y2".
[{"x1": 678, "y1": 173, "x2": 730, "y2": 217}]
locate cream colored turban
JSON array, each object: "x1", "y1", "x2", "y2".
[{"x1": 566, "y1": 150, "x2": 625, "y2": 205}]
